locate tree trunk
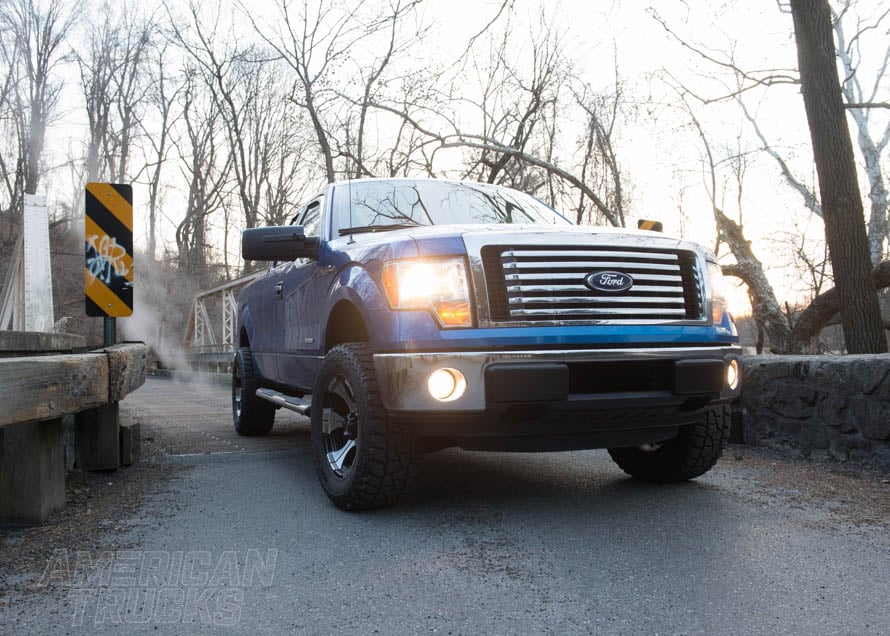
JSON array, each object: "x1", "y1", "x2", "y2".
[
  {"x1": 716, "y1": 209, "x2": 790, "y2": 352},
  {"x1": 790, "y1": 0, "x2": 887, "y2": 353},
  {"x1": 788, "y1": 260, "x2": 890, "y2": 352}
]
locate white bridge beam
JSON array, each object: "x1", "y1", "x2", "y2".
[{"x1": 0, "y1": 195, "x2": 55, "y2": 332}]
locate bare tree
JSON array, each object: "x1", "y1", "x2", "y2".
[
  {"x1": 737, "y1": 3, "x2": 890, "y2": 265},
  {"x1": 245, "y1": 0, "x2": 370, "y2": 183},
  {"x1": 0, "y1": 0, "x2": 76, "y2": 247},
  {"x1": 677, "y1": 91, "x2": 791, "y2": 352},
  {"x1": 336, "y1": 0, "x2": 424, "y2": 179},
  {"x1": 358, "y1": 7, "x2": 627, "y2": 226},
  {"x1": 0, "y1": 3, "x2": 24, "y2": 248},
  {"x1": 169, "y1": 1, "x2": 257, "y2": 229},
  {"x1": 790, "y1": 0, "x2": 886, "y2": 354},
  {"x1": 653, "y1": 1, "x2": 889, "y2": 352},
  {"x1": 137, "y1": 38, "x2": 182, "y2": 261},
  {"x1": 77, "y1": 2, "x2": 153, "y2": 183},
  {"x1": 458, "y1": 11, "x2": 567, "y2": 195},
  {"x1": 572, "y1": 66, "x2": 628, "y2": 226},
  {"x1": 789, "y1": 260, "x2": 890, "y2": 348},
  {"x1": 833, "y1": 1, "x2": 890, "y2": 263},
  {"x1": 174, "y1": 69, "x2": 232, "y2": 275},
  {"x1": 170, "y1": 1, "x2": 315, "y2": 234}
]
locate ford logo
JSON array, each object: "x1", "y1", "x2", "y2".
[{"x1": 585, "y1": 271, "x2": 634, "y2": 293}]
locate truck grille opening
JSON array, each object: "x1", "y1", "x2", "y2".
[
  {"x1": 569, "y1": 361, "x2": 674, "y2": 393},
  {"x1": 482, "y1": 245, "x2": 704, "y2": 323}
]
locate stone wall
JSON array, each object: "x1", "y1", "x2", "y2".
[{"x1": 739, "y1": 355, "x2": 890, "y2": 469}]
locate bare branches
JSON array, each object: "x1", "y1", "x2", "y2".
[
  {"x1": 648, "y1": 8, "x2": 798, "y2": 104},
  {"x1": 788, "y1": 259, "x2": 890, "y2": 352},
  {"x1": 844, "y1": 102, "x2": 890, "y2": 109},
  {"x1": 244, "y1": 0, "x2": 371, "y2": 182},
  {"x1": 0, "y1": 0, "x2": 76, "y2": 198},
  {"x1": 77, "y1": 5, "x2": 155, "y2": 183},
  {"x1": 738, "y1": 98, "x2": 823, "y2": 217},
  {"x1": 364, "y1": 97, "x2": 622, "y2": 225},
  {"x1": 669, "y1": 83, "x2": 791, "y2": 351},
  {"x1": 833, "y1": 3, "x2": 890, "y2": 263}
]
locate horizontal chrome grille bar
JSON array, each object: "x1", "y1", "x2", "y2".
[
  {"x1": 510, "y1": 307, "x2": 688, "y2": 316},
  {"x1": 503, "y1": 249, "x2": 680, "y2": 261},
  {"x1": 506, "y1": 284, "x2": 685, "y2": 294},
  {"x1": 502, "y1": 260, "x2": 681, "y2": 272},
  {"x1": 507, "y1": 296, "x2": 687, "y2": 305},
  {"x1": 505, "y1": 272, "x2": 683, "y2": 283}
]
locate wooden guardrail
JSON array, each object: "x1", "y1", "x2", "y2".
[
  {"x1": 0, "y1": 341, "x2": 146, "y2": 524},
  {"x1": 0, "y1": 342, "x2": 145, "y2": 427}
]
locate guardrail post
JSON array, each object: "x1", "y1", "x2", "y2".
[
  {"x1": 0, "y1": 341, "x2": 146, "y2": 525},
  {"x1": 0, "y1": 418, "x2": 65, "y2": 524},
  {"x1": 75, "y1": 403, "x2": 121, "y2": 471}
]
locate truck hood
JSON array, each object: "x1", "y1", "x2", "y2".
[
  {"x1": 337, "y1": 223, "x2": 713, "y2": 261},
  {"x1": 412, "y1": 224, "x2": 712, "y2": 260}
]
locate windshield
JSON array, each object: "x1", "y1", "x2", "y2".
[{"x1": 332, "y1": 179, "x2": 571, "y2": 235}]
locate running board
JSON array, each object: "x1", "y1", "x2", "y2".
[{"x1": 256, "y1": 388, "x2": 312, "y2": 416}]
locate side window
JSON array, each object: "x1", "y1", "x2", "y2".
[{"x1": 298, "y1": 199, "x2": 322, "y2": 237}]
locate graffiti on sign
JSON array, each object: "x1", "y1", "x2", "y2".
[
  {"x1": 86, "y1": 234, "x2": 130, "y2": 285},
  {"x1": 84, "y1": 183, "x2": 134, "y2": 317}
]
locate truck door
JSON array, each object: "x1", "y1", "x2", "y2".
[{"x1": 273, "y1": 197, "x2": 326, "y2": 391}]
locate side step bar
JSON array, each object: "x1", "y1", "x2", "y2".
[{"x1": 256, "y1": 388, "x2": 312, "y2": 416}]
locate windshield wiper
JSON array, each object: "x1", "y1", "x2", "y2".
[{"x1": 339, "y1": 223, "x2": 423, "y2": 236}]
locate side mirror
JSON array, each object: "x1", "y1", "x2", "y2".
[{"x1": 242, "y1": 226, "x2": 320, "y2": 261}]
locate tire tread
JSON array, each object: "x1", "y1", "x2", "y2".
[
  {"x1": 312, "y1": 343, "x2": 419, "y2": 510},
  {"x1": 608, "y1": 405, "x2": 731, "y2": 482},
  {"x1": 232, "y1": 347, "x2": 275, "y2": 436}
]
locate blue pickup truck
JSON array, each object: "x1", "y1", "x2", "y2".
[{"x1": 235, "y1": 178, "x2": 741, "y2": 510}]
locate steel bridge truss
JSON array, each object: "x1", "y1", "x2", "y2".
[{"x1": 187, "y1": 271, "x2": 261, "y2": 371}]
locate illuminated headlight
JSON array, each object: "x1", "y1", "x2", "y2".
[
  {"x1": 707, "y1": 261, "x2": 732, "y2": 326},
  {"x1": 427, "y1": 368, "x2": 467, "y2": 401},
  {"x1": 726, "y1": 359, "x2": 740, "y2": 391},
  {"x1": 382, "y1": 257, "x2": 472, "y2": 327}
]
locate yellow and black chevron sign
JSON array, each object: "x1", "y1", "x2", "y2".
[{"x1": 85, "y1": 183, "x2": 133, "y2": 317}]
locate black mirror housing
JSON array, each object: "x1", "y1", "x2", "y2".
[{"x1": 242, "y1": 226, "x2": 320, "y2": 261}]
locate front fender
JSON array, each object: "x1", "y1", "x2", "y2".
[
  {"x1": 326, "y1": 263, "x2": 387, "y2": 347},
  {"x1": 237, "y1": 304, "x2": 254, "y2": 347}
]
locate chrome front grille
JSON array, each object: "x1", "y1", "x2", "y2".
[{"x1": 482, "y1": 245, "x2": 704, "y2": 323}]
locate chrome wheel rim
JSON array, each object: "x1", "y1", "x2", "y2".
[{"x1": 321, "y1": 373, "x2": 359, "y2": 478}]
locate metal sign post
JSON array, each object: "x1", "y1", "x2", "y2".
[{"x1": 84, "y1": 183, "x2": 133, "y2": 346}]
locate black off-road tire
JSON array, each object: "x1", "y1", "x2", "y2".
[
  {"x1": 608, "y1": 405, "x2": 731, "y2": 482},
  {"x1": 311, "y1": 343, "x2": 419, "y2": 511},
  {"x1": 232, "y1": 347, "x2": 275, "y2": 436}
]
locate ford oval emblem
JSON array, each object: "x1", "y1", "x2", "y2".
[{"x1": 585, "y1": 271, "x2": 634, "y2": 293}]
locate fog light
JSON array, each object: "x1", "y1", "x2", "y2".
[
  {"x1": 428, "y1": 368, "x2": 467, "y2": 402},
  {"x1": 727, "y1": 359, "x2": 740, "y2": 390}
]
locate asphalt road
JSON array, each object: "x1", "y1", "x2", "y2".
[{"x1": 2, "y1": 377, "x2": 889, "y2": 635}]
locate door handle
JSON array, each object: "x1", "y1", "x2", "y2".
[{"x1": 274, "y1": 282, "x2": 284, "y2": 300}]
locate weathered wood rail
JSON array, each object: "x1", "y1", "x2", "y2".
[
  {"x1": 0, "y1": 344, "x2": 145, "y2": 427},
  {"x1": 0, "y1": 339, "x2": 146, "y2": 524}
]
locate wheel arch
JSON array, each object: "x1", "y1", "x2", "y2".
[
  {"x1": 238, "y1": 306, "x2": 253, "y2": 348},
  {"x1": 325, "y1": 300, "x2": 370, "y2": 351}
]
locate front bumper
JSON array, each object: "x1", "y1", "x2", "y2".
[{"x1": 373, "y1": 346, "x2": 742, "y2": 413}]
